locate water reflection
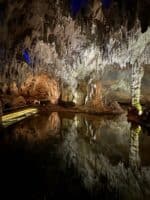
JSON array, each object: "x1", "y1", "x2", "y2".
[
  {"x1": 48, "y1": 112, "x2": 61, "y2": 134},
  {"x1": 129, "y1": 125, "x2": 141, "y2": 170},
  {"x1": 0, "y1": 111, "x2": 150, "y2": 199},
  {"x1": 9, "y1": 112, "x2": 61, "y2": 142},
  {"x1": 60, "y1": 114, "x2": 150, "y2": 199}
]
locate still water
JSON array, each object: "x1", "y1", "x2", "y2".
[{"x1": 0, "y1": 111, "x2": 150, "y2": 200}]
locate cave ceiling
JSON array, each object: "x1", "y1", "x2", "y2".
[{"x1": 0, "y1": 0, "x2": 150, "y2": 106}]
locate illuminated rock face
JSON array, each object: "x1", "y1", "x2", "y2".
[
  {"x1": 11, "y1": 96, "x2": 26, "y2": 108},
  {"x1": 9, "y1": 82, "x2": 19, "y2": 96},
  {"x1": 20, "y1": 74, "x2": 60, "y2": 104},
  {"x1": 131, "y1": 62, "x2": 144, "y2": 115},
  {"x1": 0, "y1": 0, "x2": 150, "y2": 109},
  {"x1": 85, "y1": 80, "x2": 103, "y2": 108}
]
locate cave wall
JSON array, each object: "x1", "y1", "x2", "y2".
[{"x1": 0, "y1": 0, "x2": 150, "y2": 109}]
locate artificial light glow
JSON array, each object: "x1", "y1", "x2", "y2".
[
  {"x1": 132, "y1": 101, "x2": 143, "y2": 116},
  {"x1": 2, "y1": 108, "x2": 38, "y2": 127}
]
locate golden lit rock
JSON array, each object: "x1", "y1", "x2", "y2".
[
  {"x1": 9, "y1": 81, "x2": 19, "y2": 96},
  {"x1": 12, "y1": 96, "x2": 26, "y2": 108},
  {"x1": 21, "y1": 74, "x2": 60, "y2": 104}
]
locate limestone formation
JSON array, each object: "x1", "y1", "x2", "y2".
[
  {"x1": 11, "y1": 96, "x2": 26, "y2": 108},
  {"x1": 0, "y1": 0, "x2": 149, "y2": 110}
]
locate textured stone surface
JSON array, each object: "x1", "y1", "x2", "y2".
[
  {"x1": 9, "y1": 81, "x2": 19, "y2": 96},
  {"x1": 20, "y1": 74, "x2": 60, "y2": 104},
  {"x1": 0, "y1": 0, "x2": 150, "y2": 110},
  {"x1": 141, "y1": 65, "x2": 150, "y2": 104},
  {"x1": 101, "y1": 65, "x2": 150, "y2": 104},
  {"x1": 11, "y1": 96, "x2": 26, "y2": 108}
]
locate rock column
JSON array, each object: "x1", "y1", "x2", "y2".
[{"x1": 131, "y1": 61, "x2": 144, "y2": 115}]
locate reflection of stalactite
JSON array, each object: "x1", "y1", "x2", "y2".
[
  {"x1": 48, "y1": 112, "x2": 61, "y2": 134},
  {"x1": 129, "y1": 125, "x2": 141, "y2": 170},
  {"x1": 131, "y1": 61, "x2": 144, "y2": 115},
  {"x1": 84, "y1": 119, "x2": 96, "y2": 141},
  {"x1": 60, "y1": 115, "x2": 144, "y2": 198}
]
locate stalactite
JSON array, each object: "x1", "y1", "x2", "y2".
[
  {"x1": 131, "y1": 61, "x2": 144, "y2": 115},
  {"x1": 0, "y1": 0, "x2": 150, "y2": 108}
]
